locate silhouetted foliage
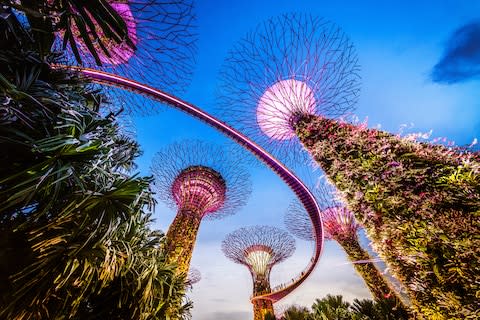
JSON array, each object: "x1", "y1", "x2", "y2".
[
  {"x1": 281, "y1": 305, "x2": 313, "y2": 320},
  {"x1": 0, "y1": 6, "x2": 190, "y2": 319},
  {"x1": 222, "y1": 226, "x2": 296, "y2": 320}
]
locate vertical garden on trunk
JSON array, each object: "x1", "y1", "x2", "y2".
[{"x1": 295, "y1": 114, "x2": 480, "y2": 319}]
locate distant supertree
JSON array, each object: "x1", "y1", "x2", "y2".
[
  {"x1": 222, "y1": 226, "x2": 295, "y2": 320},
  {"x1": 217, "y1": 13, "x2": 360, "y2": 163},
  {"x1": 151, "y1": 140, "x2": 251, "y2": 276},
  {"x1": 285, "y1": 186, "x2": 404, "y2": 306},
  {"x1": 49, "y1": 0, "x2": 197, "y2": 110},
  {"x1": 187, "y1": 267, "x2": 201, "y2": 285}
]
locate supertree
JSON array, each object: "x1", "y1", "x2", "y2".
[
  {"x1": 295, "y1": 116, "x2": 480, "y2": 318},
  {"x1": 285, "y1": 194, "x2": 404, "y2": 306},
  {"x1": 11, "y1": 0, "x2": 196, "y2": 90},
  {"x1": 222, "y1": 226, "x2": 296, "y2": 320},
  {"x1": 218, "y1": 13, "x2": 480, "y2": 318},
  {"x1": 151, "y1": 140, "x2": 251, "y2": 276},
  {"x1": 217, "y1": 13, "x2": 360, "y2": 163}
]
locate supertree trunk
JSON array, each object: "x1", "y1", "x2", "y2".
[
  {"x1": 252, "y1": 274, "x2": 274, "y2": 320},
  {"x1": 153, "y1": 140, "x2": 252, "y2": 277},
  {"x1": 253, "y1": 299, "x2": 274, "y2": 320},
  {"x1": 295, "y1": 114, "x2": 480, "y2": 319},
  {"x1": 285, "y1": 199, "x2": 407, "y2": 311},
  {"x1": 222, "y1": 226, "x2": 295, "y2": 320},
  {"x1": 336, "y1": 235, "x2": 393, "y2": 302},
  {"x1": 165, "y1": 209, "x2": 201, "y2": 275}
]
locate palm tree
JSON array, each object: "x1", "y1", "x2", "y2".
[
  {"x1": 0, "y1": 5, "x2": 190, "y2": 319},
  {"x1": 351, "y1": 297, "x2": 409, "y2": 320},
  {"x1": 311, "y1": 295, "x2": 353, "y2": 320},
  {"x1": 351, "y1": 299, "x2": 377, "y2": 320},
  {"x1": 7, "y1": 0, "x2": 197, "y2": 96},
  {"x1": 74, "y1": 214, "x2": 192, "y2": 320},
  {"x1": 278, "y1": 295, "x2": 410, "y2": 320},
  {"x1": 281, "y1": 305, "x2": 313, "y2": 320}
]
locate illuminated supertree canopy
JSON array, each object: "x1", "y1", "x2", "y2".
[
  {"x1": 321, "y1": 206, "x2": 360, "y2": 242},
  {"x1": 217, "y1": 13, "x2": 360, "y2": 162},
  {"x1": 285, "y1": 202, "x2": 360, "y2": 243},
  {"x1": 51, "y1": 0, "x2": 197, "y2": 96},
  {"x1": 222, "y1": 226, "x2": 295, "y2": 320},
  {"x1": 151, "y1": 140, "x2": 251, "y2": 275},
  {"x1": 151, "y1": 140, "x2": 251, "y2": 220},
  {"x1": 284, "y1": 184, "x2": 404, "y2": 305}
]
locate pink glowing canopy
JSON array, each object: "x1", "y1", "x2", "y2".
[
  {"x1": 256, "y1": 79, "x2": 316, "y2": 141},
  {"x1": 245, "y1": 244, "x2": 274, "y2": 256},
  {"x1": 171, "y1": 165, "x2": 227, "y2": 216},
  {"x1": 322, "y1": 206, "x2": 360, "y2": 240},
  {"x1": 70, "y1": 2, "x2": 138, "y2": 65}
]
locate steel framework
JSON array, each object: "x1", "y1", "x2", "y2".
[
  {"x1": 49, "y1": 0, "x2": 197, "y2": 116},
  {"x1": 151, "y1": 141, "x2": 251, "y2": 220},
  {"x1": 285, "y1": 181, "x2": 360, "y2": 242},
  {"x1": 217, "y1": 13, "x2": 360, "y2": 164},
  {"x1": 222, "y1": 226, "x2": 295, "y2": 320},
  {"x1": 151, "y1": 140, "x2": 251, "y2": 275},
  {"x1": 56, "y1": 0, "x2": 197, "y2": 93}
]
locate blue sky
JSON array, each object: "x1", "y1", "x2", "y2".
[{"x1": 128, "y1": 1, "x2": 480, "y2": 319}]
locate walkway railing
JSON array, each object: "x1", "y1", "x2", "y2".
[{"x1": 64, "y1": 67, "x2": 325, "y2": 303}]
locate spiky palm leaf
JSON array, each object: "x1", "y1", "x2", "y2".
[
  {"x1": 281, "y1": 305, "x2": 313, "y2": 320},
  {"x1": 311, "y1": 295, "x2": 353, "y2": 320},
  {"x1": 6, "y1": 0, "x2": 132, "y2": 62}
]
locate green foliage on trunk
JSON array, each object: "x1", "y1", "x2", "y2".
[
  {"x1": 0, "y1": 6, "x2": 190, "y2": 320},
  {"x1": 338, "y1": 236, "x2": 397, "y2": 304},
  {"x1": 296, "y1": 115, "x2": 480, "y2": 319}
]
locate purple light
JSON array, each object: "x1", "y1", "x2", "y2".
[
  {"x1": 257, "y1": 79, "x2": 316, "y2": 140},
  {"x1": 171, "y1": 165, "x2": 227, "y2": 217},
  {"x1": 322, "y1": 206, "x2": 359, "y2": 240},
  {"x1": 218, "y1": 14, "x2": 360, "y2": 164},
  {"x1": 222, "y1": 226, "x2": 295, "y2": 278}
]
